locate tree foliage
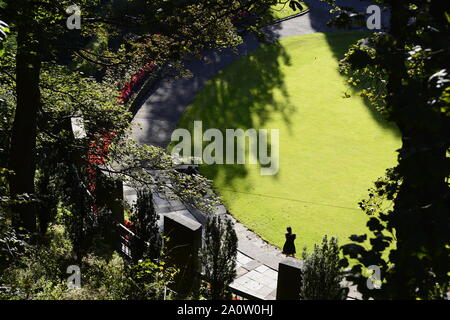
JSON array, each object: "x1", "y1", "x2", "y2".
[
  {"x1": 325, "y1": 0, "x2": 450, "y2": 299},
  {"x1": 0, "y1": 224, "x2": 177, "y2": 300},
  {"x1": 300, "y1": 235, "x2": 347, "y2": 300},
  {"x1": 200, "y1": 215, "x2": 238, "y2": 300},
  {"x1": 131, "y1": 188, "x2": 161, "y2": 261}
]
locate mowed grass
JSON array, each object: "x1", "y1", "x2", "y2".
[
  {"x1": 172, "y1": 32, "x2": 401, "y2": 252},
  {"x1": 270, "y1": 2, "x2": 309, "y2": 21}
]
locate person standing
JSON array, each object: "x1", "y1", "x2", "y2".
[{"x1": 282, "y1": 226, "x2": 296, "y2": 257}]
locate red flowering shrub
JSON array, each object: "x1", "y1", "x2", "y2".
[
  {"x1": 118, "y1": 62, "x2": 157, "y2": 104},
  {"x1": 87, "y1": 60, "x2": 157, "y2": 216},
  {"x1": 86, "y1": 130, "x2": 116, "y2": 214},
  {"x1": 124, "y1": 219, "x2": 134, "y2": 231},
  {"x1": 123, "y1": 219, "x2": 135, "y2": 241}
]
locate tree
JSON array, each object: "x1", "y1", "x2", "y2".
[
  {"x1": 324, "y1": 0, "x2": 450, "y2": 299},
  {"x1": 200, "y1": 215, "x2": 238, "y2": 300},
  {"x1": 300, "y1": 235, "x2": 347, "y2": 300},
  {"x1": 2, "y1": 0, "x2": 291, "y2": 233},
  {"x1": 2, "y1": 0, "x2": 101, "y2": 232},
  {"x1": 7, "y1": 1, "x2": 41, "y2": 233},
  {"x1": 131, "y1": 188, "x2": 161, "y2": 261}
]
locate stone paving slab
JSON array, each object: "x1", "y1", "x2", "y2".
[
  {"x1": 230, "y1": 253, "x2": 279, "y2": 300},
  {"x1": 237, "y1": 251, "x2": 253, "y2": 265},
  {"x1": 233, "y1": 217, "x2": 286, "y2": 271}
]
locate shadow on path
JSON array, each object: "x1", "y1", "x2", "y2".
[{"x1": 131, "y1": 24, "x2": 284, "y2": 148}]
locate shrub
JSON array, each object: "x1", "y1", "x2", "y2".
[
  {"x1": 131, "y1": 188, "x2": 161, "y2": 261},
  {"x1": 200, "y1": 216, "x2": 237, "y2": 300},
  {"x1": 128, "y1": 257, "x2": 178, "y2": 300},
  {"x1": 300, "y1": 235, "x2": 347, "y2": 300},
  {"x1": 0, "y1": 225, "x2": 74, "y2": 299}
]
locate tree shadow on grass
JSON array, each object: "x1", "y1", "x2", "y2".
[
  {"x1": 172, "y1": 40, "x2": 294, "y2": 187},
  {"x1": 185, "y1": 41, "x2": 293, "y2": 130},
  {"x1": 300, "y1": 0, "x2": 398, "y2": 135},
  {"x1": 322, "y1": 31, "x2": 400, "y2": 137}
]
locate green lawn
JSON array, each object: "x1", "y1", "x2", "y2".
[
  {"x1": 171, "y1": 32, "x2": 400, "y2": 253},
  {"x1": 270, "y1": 2, "x2": 309, "y2": 21}
]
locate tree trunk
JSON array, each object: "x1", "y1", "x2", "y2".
[{"x1": 8, "y1": 24, "x2": 41, "y2": 233}]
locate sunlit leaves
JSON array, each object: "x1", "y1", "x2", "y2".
[{"x1": 331, "y1": 0, "x2": 450, "y2": 299}]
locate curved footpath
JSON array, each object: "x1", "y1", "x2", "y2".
[{"x1": 128, "y1": 1, "x2": 377, "y2": 300}]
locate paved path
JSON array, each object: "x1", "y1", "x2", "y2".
[
  {"x1": 129, "y1": 0, "x2": 375, "y2": 300},
  {"x1": 131, "y1": 0, "x2": 378, "y2": 146},
  {"x1": 132, "y1": 0, "x2": 334, "y2": 147}
]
